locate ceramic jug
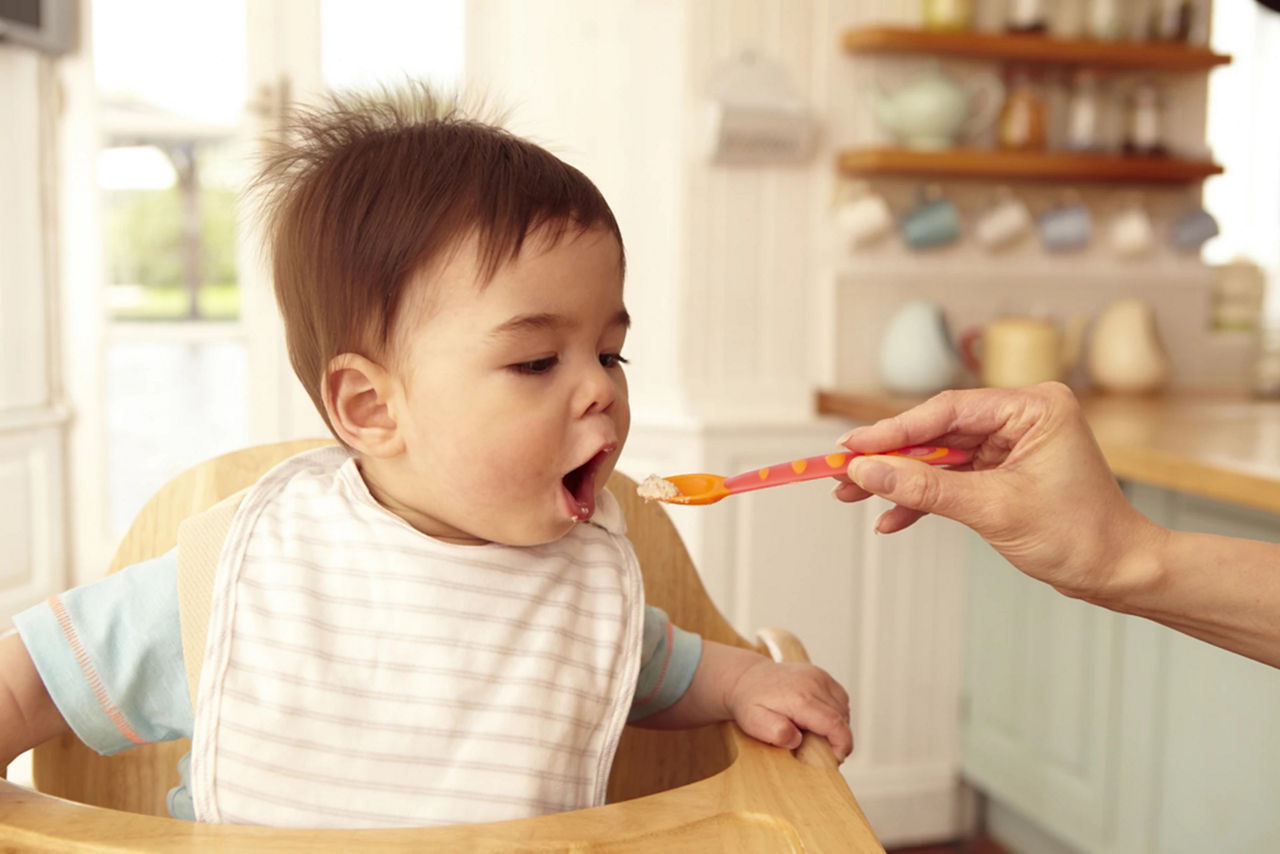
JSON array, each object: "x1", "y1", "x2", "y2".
[
  {"x1": 876, "y1": 300, "x2": 962, "y2": 394},
  {"x1": 872, "y1": 61, "x2": 1004, "y2": 150},
  {"x1": 960, "y1": 314, "x2": 1088, "y2": 388},
  {"x1": 1086, "y1": 297, "x2": 1171, "y2": 394}
]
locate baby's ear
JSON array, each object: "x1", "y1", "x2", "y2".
[{"x1": 323, "y1": 353, "x2": 405, "y2": 458}]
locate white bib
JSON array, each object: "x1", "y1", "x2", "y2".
[{"x1": 189, "y1": 447, "x2": 644, "y2": 828}]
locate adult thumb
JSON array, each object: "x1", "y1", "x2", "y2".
[{"x1": 848, "y1": 455, "x2": 968, "y2": 519}]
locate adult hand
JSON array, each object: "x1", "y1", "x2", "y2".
[{"x1": 833, "y1": 382, "x2": 1166, "y2": 600}]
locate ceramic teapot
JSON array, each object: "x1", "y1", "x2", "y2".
[
  {"x1": 876, "y1": 300, "x2": 962, "y2": 394},
  {"x1": 1086, "y1": 297, "x2": 1171, "y2": 394},
  {"x1": 959, "y1": 314, "x2": 1088, "y2": 388},
  {"x1": 873, "y1": 62, "x2": 1004, "y2": 150}
]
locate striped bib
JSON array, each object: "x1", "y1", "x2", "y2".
[{"x1": 188, "y1": 446, "x2": 644, "y2": 828}]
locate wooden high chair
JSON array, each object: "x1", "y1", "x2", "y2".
[{"x1": 0, "y1": 440, "x2": 884, "y2": 852}]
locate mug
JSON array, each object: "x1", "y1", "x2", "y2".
[
  {"x1": 834, "y1": 180, "x2": 893, "y2": 246},
  {"x1": 1038, "y1": 194, "x2": 1092, "y2": 252},
  {"x1": 1108, "y1": 195, "x2": 1155, "y2": 258},
  {"x1": 901, "y1": 185, "x2": 960, "y2": 249},
  {"x1": 1170, "y1": 206, "x2": 1220, "y2": 251},
  {"x1": 974, "y1": 186, "x2": 1032, "y2": 250}
]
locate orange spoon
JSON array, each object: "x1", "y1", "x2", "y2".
[{"x1": 639, "y1": 446, "x2": 969, "y2": 506}]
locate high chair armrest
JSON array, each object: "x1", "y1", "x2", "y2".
[{"x1": 755, "y1": 626, "x2": 845, "y2": 771}]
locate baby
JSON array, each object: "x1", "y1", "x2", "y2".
[{"x1": 0, "y1": 84, "x2": 851, "y2": 829}]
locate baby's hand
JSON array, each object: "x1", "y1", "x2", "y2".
[{"x1": 726, "y1": 658, "x2": 853, "y2": 762}]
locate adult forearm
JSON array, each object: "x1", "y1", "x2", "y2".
[{"x1": 1087, "y1": 529, "x2": 1280, "y2": 668}]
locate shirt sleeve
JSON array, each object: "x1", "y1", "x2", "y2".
[
  {"x1": 629, "y1": 604, "x2": 702, "y2": 722},
  {"x1": 11, "y1": 549, "x2": 194, "y2": 755}
]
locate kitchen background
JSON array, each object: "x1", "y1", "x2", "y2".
[{"x1": 2, "y1": 0, "x2": 1279, "y2": 851}]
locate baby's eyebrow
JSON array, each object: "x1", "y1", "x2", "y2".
[{"x1": 489, "y1": 309, "x2": 631, "y2": 338}]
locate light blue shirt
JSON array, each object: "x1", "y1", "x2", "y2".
[{"x1": 13, "y1": 550, "x2": 700, "y2": 820}]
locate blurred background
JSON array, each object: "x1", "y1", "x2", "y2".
[{"x1": 3, "y1": 1, "x2": 1279, "y2": 851}]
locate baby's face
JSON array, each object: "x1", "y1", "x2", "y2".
[{"x1": 372, "y1": 226, "x2": 630, "y2": 546}]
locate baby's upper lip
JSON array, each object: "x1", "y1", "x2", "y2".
[{"x1": 570, "y1": 441, "x2": 617, "y2": 475}]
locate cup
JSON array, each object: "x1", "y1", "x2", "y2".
[
  {"x1": 974, "y1": 186, "x2": 1032, "y2": 250},
  {"x1": 901, "y1": 185, "x2": 960, "y2": 249},
  {"x1": 1108, "y1": 194, "x2": 1155, "y2": 258},
  {"x1": 1038, "y1": 192, "x2": 1092, "y2": 252},
  {"x1": 834, "y1": 180, "x2": 893, "y2": 247},
  {"x1": 1169, "y1": 206, "x2": 1220, "y2": 251}
]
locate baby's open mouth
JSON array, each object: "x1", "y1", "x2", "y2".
[{"x1": 562, "y1": 446, "x2": 613, "y2": 522}]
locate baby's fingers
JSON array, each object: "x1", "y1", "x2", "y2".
[
  {"x1": 786, "y1": 699, "x2": 853, "y2": 762},
  {"x1": 737, "y1": 705, "x2": 803, "y2": 752}
]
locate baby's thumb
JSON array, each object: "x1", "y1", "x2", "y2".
[{"x1": 848, "y1": 456, "x2": 967, "y2": 519}]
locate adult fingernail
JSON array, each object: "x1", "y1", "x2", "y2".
[
  {"x1": 850, "y1": 459, "x2": 896, "y2": 494},
  {"x1": 836, "y1": 429, "x2": 855, "y2": 445}
]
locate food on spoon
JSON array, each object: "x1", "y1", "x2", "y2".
[{"x1": 636, "y1": 474, "x2": 681, "y2": 502}]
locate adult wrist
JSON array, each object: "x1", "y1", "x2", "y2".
[{"x1": 1076, "y1": 513, "x2": 1172, "y2": 614}]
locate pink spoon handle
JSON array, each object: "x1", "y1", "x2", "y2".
[{"x1": 721, "y1": 446, "x2": 969, "y2": 496}]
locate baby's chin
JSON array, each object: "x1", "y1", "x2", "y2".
[{"x1": 469, "y1": 510, "x2": 580, "y2": 548}]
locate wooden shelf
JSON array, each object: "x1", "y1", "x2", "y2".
[
  {"x1": 842, "y1": 26, "x2": 1231, "y2": 72},
  {"x1": 837, "y1": 148, "x2": 1223, "y2": 184}
]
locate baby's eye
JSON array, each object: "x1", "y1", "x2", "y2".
[
  {"x1": 600, "y1": 353, "x2": 629, "y2": 369},
  {"x1": 512, "y1": 356, "x2": 558, "y2": 375}
]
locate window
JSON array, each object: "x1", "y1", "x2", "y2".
[
  {"x1": 1203, "y1": 0, "x2": 1280, "y2": 320},
  {"x1": 89, "y1": 0, "x2": 464, "y2": 536}
]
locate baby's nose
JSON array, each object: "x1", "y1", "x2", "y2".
[{"x1": 575, "y1": 362, "x2": 617, "y2": 416}]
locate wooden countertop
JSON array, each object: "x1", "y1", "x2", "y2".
[{"x1": 817, "y1": 388, "x2": 1280, "y2": 516}]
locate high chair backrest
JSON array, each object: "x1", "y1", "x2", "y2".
[{"x1": 12, "y1": 440, "x2": 884, "y2": 852}]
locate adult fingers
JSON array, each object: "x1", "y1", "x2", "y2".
[
  {"x1": 837, "y1": 383, "x2": 1069, "y2": 459},
  {"x1": 836, "y1": 388, "x2": 986, "y2": 452},
  {"x1": 874, "y1": 503, "x2": 928, "y2": 534},
  {"x1": 849, "y1": 455, "x2": 987, "y2": 525},
  {"x1": 832, "y1": 480, "x2": 874, "y2": 503}
]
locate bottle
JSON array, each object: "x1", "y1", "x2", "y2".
[
  {"x1": 1148, "y1": 0, "x2": 1194, "y2": 41},
  {"x1": 1087, "y1": 0, "x2": 1126, "y2": 40},
  {"x1": 1064, "y1": 70, "x2": 1105, "y2": 151},
  {"x1": 1005, "y1": 0, "x2": 1051, "y2": 33},
  {"x1": 997, "y1": 66, "x2": 1048, "y2": 151},
  {"x1": 1122, "y1": 80, "x2": 1165, "y2": 155}
]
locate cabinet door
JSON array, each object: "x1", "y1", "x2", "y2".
[
  {"x1": 960, "y1": 531, "x2": 1123, "y2": 853},
  {"x1": 963, "y1": 485, "x2": 1280, "y2": 854},
  {"x1": 1126, "y1": 486, "x2": 1280, "y2": 854}
]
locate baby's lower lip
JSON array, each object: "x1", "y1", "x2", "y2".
[{"x1": 559, "y1": 482, "x2": 591, "y2": 521}]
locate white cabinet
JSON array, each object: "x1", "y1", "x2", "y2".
[
  {"x1": 962, "y1": 483, "x2": 1280, "y2": 854},
  {"x1": 0, "y1": 45, "x2": 69, "y2": 616}
]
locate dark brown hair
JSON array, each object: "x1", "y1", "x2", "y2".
[{"x1": 250, "y1": 83, "x2": 625, "y2": 433}]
